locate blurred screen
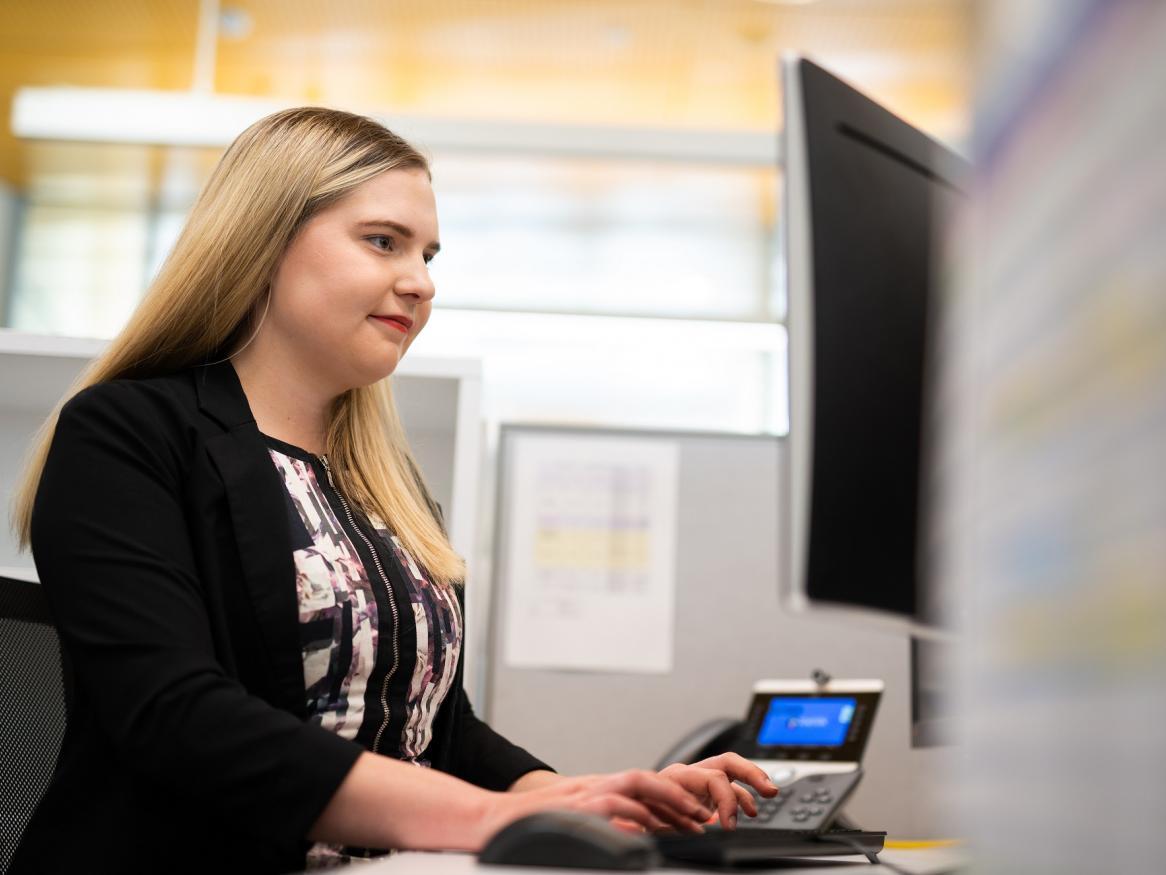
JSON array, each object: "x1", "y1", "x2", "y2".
[{"x1": 757, "y1": 697, "x2": 857, "y2": 747}]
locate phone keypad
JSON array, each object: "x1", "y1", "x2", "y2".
[
  {"x1": 736, "y1": 771, "x2": 861, "y2": 832},
  {"x1": 741, "y1": 785, "x2": 786, "y2": 825}
]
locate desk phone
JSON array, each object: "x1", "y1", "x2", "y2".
[
  {"x1": 738, "y1": 678, "x2": 882, "y2": 795},
  {"x1": 655, "y1": 679, "x2": 887, "y2": 866}
]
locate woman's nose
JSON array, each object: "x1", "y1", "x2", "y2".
[{"x1": 395, "y1": 260, "x2": 436, "y2": 301}]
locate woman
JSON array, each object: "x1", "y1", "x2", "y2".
[{"x1": 9, "y1": 108, "x2": 774, "y2": 873}]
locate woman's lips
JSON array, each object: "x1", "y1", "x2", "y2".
[{"x1": 371, "y1": 315, "x2": 410, "y2": 334}]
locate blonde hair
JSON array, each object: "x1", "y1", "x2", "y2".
[{"x1": 12, "y1": 107, "x2": 465, "y2": 585}]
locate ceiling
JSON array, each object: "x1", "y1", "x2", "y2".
[{"x1": 0, "y1": 0, "x2": 972, "y2": 187}]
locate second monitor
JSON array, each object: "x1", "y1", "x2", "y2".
[{"x1": 781, "y1": 56, "x2": 969, "y2": 637}]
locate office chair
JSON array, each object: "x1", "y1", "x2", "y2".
[{"x1": 0, "y1": 575, "x2": 67, "y2": 875}]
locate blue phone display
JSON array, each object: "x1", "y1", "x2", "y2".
[{"x1": 757, "y1": 697, "x2": 857, "y2": 747}]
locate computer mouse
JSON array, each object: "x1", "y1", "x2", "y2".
[{"x1": 478, "y1": 810, "x2": 659, "y2": 870}]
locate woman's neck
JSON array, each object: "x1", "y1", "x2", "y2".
[{"x1": 231, "y1": 340, "x2": 336, "y2": 457}]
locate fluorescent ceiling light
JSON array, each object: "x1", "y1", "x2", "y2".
[
  {"x1": 11, "y1": 88, "x2": 290, "y2": 147},
  {"x1": 11, "y1": 86, "x2": 780, "y2": 165}
]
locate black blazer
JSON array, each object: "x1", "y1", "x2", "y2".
[{"x1": 12, "y1": 361, "x2": 549, "y2": 875}]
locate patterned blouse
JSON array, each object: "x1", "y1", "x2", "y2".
[{"x1": 262, "y1": 435, "x2": 462, "y2": 865}]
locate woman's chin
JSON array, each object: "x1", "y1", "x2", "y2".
[{"x1": 353, "y1": 351, "x2": 402, "y2": 387}]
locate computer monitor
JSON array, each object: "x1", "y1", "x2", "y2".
[{"x1": 780, "y1": 56, "x2": 968, "y2": 641}]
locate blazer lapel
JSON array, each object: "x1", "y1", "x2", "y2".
[{"x1": 196, "y1": 362, "x2": 306, "y2": 717}]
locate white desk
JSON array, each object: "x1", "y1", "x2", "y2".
[{"x1": 357, "y1": 847, "x2": 968, "y2": 874}]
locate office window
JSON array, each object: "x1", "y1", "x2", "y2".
[
  {"x1": 8, "y1": 203, "x2": 148, "y2": 339},
  {"x1": 4, "y1": 143, "x2": 785, "y2": 434},
  {"x1": 423, "y1": 155, "x2": 788, "y2": 435},
  {"x1": 6, "y1": 143, "x2": 211, "y2": 338},
  {"x1": 431, "y1": 155, "x2": 778, "y2": 322}
]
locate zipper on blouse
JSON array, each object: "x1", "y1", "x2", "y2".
[{"x1": 317, "y1": 453, "x2": 401, "y2": 754}]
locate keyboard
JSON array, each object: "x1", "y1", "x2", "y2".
[{"x1": 655, "y1": 826, "x2": 887, "y2": 865}]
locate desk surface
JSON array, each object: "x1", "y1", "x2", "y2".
[{"x1": 357, "y1": 847, "x2": 967, "y2": 874}]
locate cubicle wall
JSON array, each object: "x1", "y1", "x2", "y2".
[{"x1": 487, "y1": 424, "x2": 955, "y2": 839}]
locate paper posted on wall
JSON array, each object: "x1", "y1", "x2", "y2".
[{"x1": 502, "y1": 433, "x2": 679, "y2": 674}]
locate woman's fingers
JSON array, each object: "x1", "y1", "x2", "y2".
[
  {"x1": 731, "y1": 781, "x2": 757, "y2": 818},
  {"x1": 605, "y1": 769, "x2": 712, "y2": 824},
  {"x1": 642, "y1": 799, "x2": 707, "y2": 833},
  {"x1": 577, "y1": 793, "x2": 667, "y2": 832},
  {"x1": 536, "y1": 768, "x2": 731, "y2": 834},
  {"x1": 692, "y1": 752, "x2": 778, "y2": 797},
  {"x1": 658, "y1": 762, "x2": 772, "y2": 827},
  {"x1": 544, "y1": 774, "x2": 698, "y2": 832},
  {"x1": 703, "y1": 771, "x2": 742, "y2": 828},
  {"x1": 663, "y1": 766, "x2": 746, "y2": 829},
  {"x1": 609, "y1": 816, "x2": 651, "y2": 834}
]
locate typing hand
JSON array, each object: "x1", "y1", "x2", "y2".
[
  {"x1": 479, "y1": 768, "x2": 715, "y2": 848},
  {"x1": 657, "y1": 752, "x2": 778, "y2": 830}
]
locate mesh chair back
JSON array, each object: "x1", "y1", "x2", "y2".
[{"x1": 0, "y1": 576, "x2": 66, "y2": 874}]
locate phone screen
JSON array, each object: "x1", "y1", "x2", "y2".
[{"x1": 756, "y1": 696, "x2": 857, "y2": 747}]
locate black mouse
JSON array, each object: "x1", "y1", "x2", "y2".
[{"x1": 478, "y1": 810, "x2": 659, "y2": 870}]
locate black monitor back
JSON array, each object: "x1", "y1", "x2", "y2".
[{"x1": 783, "y1": 57, "x2": 968, "y2": 629}]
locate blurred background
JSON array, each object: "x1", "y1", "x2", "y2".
[{"x1": 0, "y1": 0, "x2": 972, "y2": 435}]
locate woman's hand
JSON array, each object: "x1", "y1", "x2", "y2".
[
  {"x1": 476, "y1": 768, "x2": 716, "y2": 849},
  {"x1": 657, "y1": 753, "x2": 778, "y2": 830}
]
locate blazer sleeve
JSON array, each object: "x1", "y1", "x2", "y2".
[
  {"x1": 435, "y1": 585, "x2": 554, "y2": 790},
  {"x1": 445, "y1": 686, "x2": 556, "y2": 791},
  {"x1": 30, "y1": 381, "x2": 362, "y2": 844}
]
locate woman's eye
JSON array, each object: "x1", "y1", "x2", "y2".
[{"x1": 368, "y1": 235, "x2": 393, "y2": 251}]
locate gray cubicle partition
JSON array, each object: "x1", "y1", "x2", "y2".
[{"x1": 486, "y1": 424, "x2": 956, "y2": 839}]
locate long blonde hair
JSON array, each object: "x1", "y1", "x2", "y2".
[{"x1": 12, "y1": 107, "x2": 465, "y2": 585}]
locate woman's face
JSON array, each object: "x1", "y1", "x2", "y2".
[{"x1": 266, "y1": 167, "x2": 439, "y2": 392}]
